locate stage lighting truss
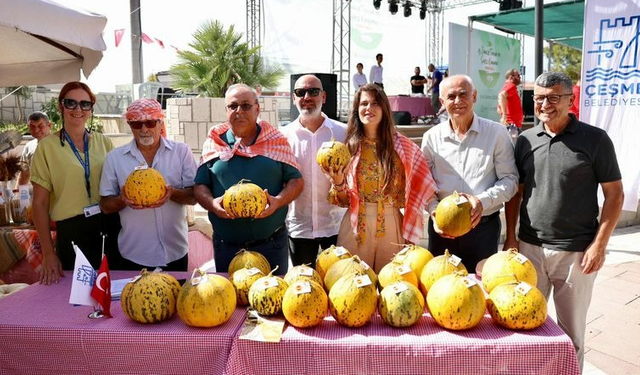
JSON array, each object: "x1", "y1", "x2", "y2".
[
  {"x1": 389, "y1": 0, "x2": 399, "y2": 14},
  {"x1": 373, "y1": 0, "x2": 382, "y2": 10},
  {"x1": 379, "y1": 0, "x2": 429, "y2": 19},
  {"x1": 403, "y1": 1, "x2": 412, "y2": 17}
]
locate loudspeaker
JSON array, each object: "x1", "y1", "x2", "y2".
[
  {"x1": 290, "y1": 73, "x2": 338, "y2": 121},
  {"x1": 393, "y1": 111, "x2": 412, "y2": 125},
  {"x1": 499, "y1": 0, "x2": 523, "y2": 11}
]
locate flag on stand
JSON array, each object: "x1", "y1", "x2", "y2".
[
  {"x1": 114, "y1": 28, "x2": 125, "y2": 47},
  {"x1": 154, "y1": 38, "x2": 165, "y2": 48},
  {"x1": 91, "y1": 255, "x2": 112, "y2": 318},
  {"x1": 69, "y1": 243, "x2": 96, "y2": 307}
]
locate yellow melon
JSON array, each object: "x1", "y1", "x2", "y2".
[
  {"x1": 316, "y1": 245, "x2": 351, "y2": 280},
  {"x1": 487, "y1": 281, "x2": 548, "y2": 330},
  {"x1": 120, "y1": 269, "x2": 180, "y2": 324},
  {"x1": 378, "y1": 281, "x2": 425, "y2": 328},
  {"x1": 323, "y1": 255, "x2": 378, "y2": 292},
  {"x1": 482, "y1": 248, "x2": 538, "y2": 293},
  {"x1": 248, "y1": 272, "x2": 289, "y2": 316},
  {"x1": 228, "y1": 249, "x2": 271, "y2": 276},
  {"x1": 229, "y1": 265, "x2": 265, "y2": 306},
  {"x1": 434, "y1": 191, "x2": 472, "y2": 238},
  {"x1": 316, "y1": 140, "x2": 351, "y2": 170},
  {"x1": 426, "y1": 271, "x2": 486, "y2": 330},
  {"x1": 284, "y1": 264, "x2": 324, "y2": 287},
  {"x1": 419, "y1": 249, "x2": 468, "y2": 296},
  {"x1": 393, "y1": 244, "x2": 434, "y2": 278},
  {"x1": 282, "y1": 280, "x2": 328, "y2": 328},
  {"x1": 222, "y1": 179, "x2": 267, "y2": 218},
  {"x1": 177, "y1": 271, "x2": 237, "y2": 327},
  {"x1": 377, "y1": 258, "x2": 419, "y2": 290},
  {"x1": 124, "y1": 167, "x2": 167, "y2": 207},
  {"x1": 328, "y1": 272, "x2": 378, "y2": 328}
]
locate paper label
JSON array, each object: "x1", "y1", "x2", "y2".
[
  {"x1": 298, "y1": 267, "x2": 314, "y2": 276},
  {"x1": 293, "y1": 281, "x2": 312, "y2": 295},
  {"x1": 259, "y1": 277, "x2": 280, "y2": 290},
  {"x1": 516, "y1": 282, "x2": 533, "y2": 295},
  {"x1": 320, "y1": 141, "x2": 335, "y2": 149},
  {"x1": 514, "y1": 253, "x2": 529, "y2": 264},
  {"x1": 247, "y1": 267, "x2": 262, "y2": 276},
  {"x1": 397, "y1": 247, "x2": 409, "y2": 256},
  {"x1": 461, "y1": 276, "x2": 477, "y2": 288},
  {"x1": 240, "y1": 308, "x2": 286, "y2": 343},
  {"x1": 129, "y1": 275, "x2": 142, "y2": 284},
  {"x1": 191, "y1": 276, "x2": 203, "y2": 286},
  {"x1": 396, "y1": 264, "x2": 412, "y2": 275},
  {"x1": 354, "y1": 275, "x2": 372, "y2": 288},
  {"x1": 359, "y1": 260, "x2": 371, "y2": 270},
  {"x1": 455, "y1": 195, "x2": 469, "y2": 206},
  {"x1": 333, "y1": 246, "x2": 349, "y2": 257},
  {"x1": 390, "y1": 282, "x2": 409, "y2": 294},
  {"x1": 134, "y1": 164, "x2": 149, "y2": 170},
  {"x1": 448, "y1": 254, "x2": 462, "y2": 267}
]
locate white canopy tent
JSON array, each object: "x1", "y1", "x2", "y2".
[{"x1": 0, "y1": 0, "x2": 107, "y2": 87}]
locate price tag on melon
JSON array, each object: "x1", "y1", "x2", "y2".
[
  {"x1": 461, "y1": 276, "x2": 477, "y2": 288},
  {"x1": 293, "y1": 281, "x2": 312, "y2": 295},
  {"x1": 134, "y1": 164, "x2": 149, "y2": 171},
  {"x1": 333, "y1": 246, "x2": 349, "y2": 257},
  {"x1": 390, "y1": 282, "x2": 409, "y2": 295},
  {"x1": 259, "y1": 277, "x2": 280, "y2": 290},
  {"x1": 514, "y1": 253, "x2": 529, "y2": 264},
  {"x1": 448, "y1": 254, "x2": 462, "y2": 267},
  {"x1": 354, "y1": 275, "x2": 372, "y2": 288},
  {"x1": 298, "y1": 267, "x2": 314, "y2": 276},
  {"x1": 397, "y1": 246, "x2": 409, "y2": 256},
  {"x1": 359, "y1": 260, "x2": 371, "y2": 270},
  {"x1": 455, "y1": 195, "x2": 469, "y2": 206},
  {"x1": 515, "y1": 282, "x2": 533, "y2": 295},
  {"x1": 128, "y1": 275, "x2": 142, "y2": 284},
  {"x1": 320, "y1": 141, "x2": 334, "y2": 149},
  {"x1": 191, "y1": 276, "x2": 203, "y2": 286},
  {"x1": 395, "y1": 264, "x2": 412, "y2": 275},
  {"x1": 199, "y1": 259, "x2": 216, "y2": 273},
  {"x1": 247, "y1": 267, "x2": 262, "y2": 276}
]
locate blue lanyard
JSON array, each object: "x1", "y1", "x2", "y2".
[{"x1": 62, "y1": 129, "x2": 91, "y2": 198}]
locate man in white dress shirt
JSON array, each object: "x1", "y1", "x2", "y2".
[
  {"x1": 421, "y1": 75, "x2": 518, "y2": 272},
  {"x1": 369, "y1": 53, "x2": 384, "y2": 89},
  {"x1": 281, "y1": 74, "x2": 348, "y2": 267},
  {"x1": 352, "y1": 63, "x2": 367, "y2": 92}
]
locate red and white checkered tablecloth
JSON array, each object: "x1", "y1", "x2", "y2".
[
  {"x1": 225, "y1": 313, "x2": 580, "y2": 375},
  {"x1": 0, "y1": 271, "x2": 244, "y2": 375}
]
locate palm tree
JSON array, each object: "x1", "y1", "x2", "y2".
[{"x1": 170, "y1": 20, "x2": 284, "y2": 97}]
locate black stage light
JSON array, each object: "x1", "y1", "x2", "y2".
[
  {"x1": 389, "y1": 1, "x2": 398, "y2": 15},
  {"x1": 373, "y1": 0, "x2": 381, "y2": 10},
  {"x1": 420, "y1": 9, "x2": 426, "y2": 20},
  {"x1": 403, "y1": 2, "x2": 412, "y2": 17}
]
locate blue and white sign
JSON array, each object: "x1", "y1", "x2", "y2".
[{"x1": 582, "y1": 0, "x2": 640, "y2": 211}]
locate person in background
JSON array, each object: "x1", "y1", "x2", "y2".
[
  {"x1": 352, "y1": 63, "x2": 367, "y2": 92},
  {"x1": 410, "y1": 66, "x2": 428, "y2": 97},
  {"x1": 421, "y1": 75, "x2": 518, "y2": 272},
  {"x1": 569, "y1": 76, "x2": 581, "y2": 119},
  {"x1": 323, "y1": 83, "x2": 437, "y2": 273},
  {"x1": 497, "y1": 68, "x2": 524, "y2": 133},
  {"x1": 99, "y1": 99, "x2": 197, "y2": 271},
  {"x1": 281, "y1": 75, "x2": 348, "y2": 267},
  {"x1": 504, "y1": 71, "x2": 623, "y2": 369},
  {"x1": 18, "y1": 111, "x2": 52, "y2": 186},
  {"x1": 369, "y1": 53, "x2": 384, "y2": 89},
  {"x1": 31, "y1": 82, "x2": 120, "y2": 284},
  {"x1": 427, "y1": 63, "x2": 443, "y2": 114},
  {"x1": 194, "y1": 84, "x2": 303, "y2": 275}
]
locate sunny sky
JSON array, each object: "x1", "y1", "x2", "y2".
[{"x1": 52, "y1": 0, "x2": 547, "y2": 94}]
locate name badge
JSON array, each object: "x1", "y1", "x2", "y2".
[{"x1": 83, "y1": 204, "x2": 101, "y2": 218}]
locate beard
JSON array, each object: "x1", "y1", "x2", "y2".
[
  {"x1": 138, "y1": 135, "x2": 155, "y2": 146},
  {"x1": 298, "y1": 103, "x2": 322, "y2": 118}
]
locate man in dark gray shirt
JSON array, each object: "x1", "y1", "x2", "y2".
[{"x1": 504, "y1": 71, "x2": 623, "y2": 370}]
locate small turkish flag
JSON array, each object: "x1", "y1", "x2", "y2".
[
  {"x1": 114, "y1": 29, "x2": 125, "y2": 47},
  {"x1": 155, "y1": 38, "x2": 165, "y2": 49},
  {"x1": 91, "y1": 255, "x2": 112, "y2": 318},
  {"x1": 140, "y1": 33, "x2": 154, "y2": 44}
]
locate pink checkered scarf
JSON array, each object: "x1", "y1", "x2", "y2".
[
  {"x1": 200, "y1": 120, "x2": 299, "y2": 170},
  {"x1": 346, "y1": 132, "x2": 437, "y2": 244}
]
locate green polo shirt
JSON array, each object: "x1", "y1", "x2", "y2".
[{"x1": 195, "y1": 127, "x2": 302, "y2": 243}]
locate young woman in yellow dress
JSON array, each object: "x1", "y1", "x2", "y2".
[{"x1": 324, "y1": 84, "x2": 437, "y2": 273}]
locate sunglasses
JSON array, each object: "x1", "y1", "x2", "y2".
[
  {"x1": 293, "y1": 88, "x2": 322, "y2": 98},
  {"x1": 127, "y1": 119, "x2": 160, "y2": 129},
  {"x1": 533, "y1": 94, "x2": 573, "y2": 105},
  {"x1": 61, "y1": 98, "x2": 94, "y2": 111},
  {"x1": 225, "y1": 103, "x2": 256, "y2": 112}
]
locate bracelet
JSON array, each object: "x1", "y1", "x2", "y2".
[{"x1": 332, "y1": 180, "x2": 347, "y2": 192}]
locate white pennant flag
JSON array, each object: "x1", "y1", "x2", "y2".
[{"x1": 69, "y1": 242, "x2": 97, "y2": 307}]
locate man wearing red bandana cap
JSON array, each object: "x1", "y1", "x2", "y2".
[
  {"x1": 195, "y1": 84, "x2": 303, "y2": 275},
  {"x1": 99, "y1": 98, "x2": 197, "y2": 271}
]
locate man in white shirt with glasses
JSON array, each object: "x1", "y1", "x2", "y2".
[{"x1": 281, "y1": 75, "x2": 347, "y2": 267}]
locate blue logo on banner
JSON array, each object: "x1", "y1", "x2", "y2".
[
  {"x1": 584, "y1": 16, "x2": 640, "y2": 107},
  {"x1": 76, "y1": 265, "x2": 96, "y2": 287}
]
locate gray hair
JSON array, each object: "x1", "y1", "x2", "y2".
[
  {"x1": 535, "y1": 72, "x2": 573, "y2": 91},
  {"x1": 28, "y1": 111, "x2": 49, "y2": 123},
  {"x1": 225, "y1": 84, "x2": 258, "y2": 102}
]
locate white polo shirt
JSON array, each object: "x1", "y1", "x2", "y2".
[
  {"x1": 281, "y1": 114, "x2": 348, "y2": 239},
  {"x1": 99, "y1": 138, "x2": 197, "y2": 267}
]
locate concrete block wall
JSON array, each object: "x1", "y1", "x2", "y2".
[{"x1": 165, "y1": 97, "x2": 279, "y2": 161}]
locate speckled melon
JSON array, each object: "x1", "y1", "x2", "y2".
[
  {"x1": 177, "y1": 271, "x2": 237, "y2": 327},
  {"x1": 324, "y1": 255, "x2": 378, "y2": 292},
  {"x1": 284, "y1": 264, "x2": 324, "y2": 288},
  {"x1": 120, "y1": 269, "x2": 180, "y2": 324},
  {"x1": 222, "y1": 179, "x2": 267, "y2": 218},
  {"x1": 393, "y1": 244, "x2": 434, "y2": 278},
  {"x1": 487, "y1": 281, "x2": 548, "y2": 330},
  {"x1": 124, "y1": 167, "x2": 167, "y2": 207},
  {"x1": 328, "y1": 272, "x2": 378, "y2": 328},
  {"x1": 228, "y1": 249, "x2": 271, "y2": 276},
  {"x1": 482, "y1": 248, "x2": 537, "y2": 293},
  {"x1": 229, "y1": 265, "x2": 265, "y2": 306},
  {"x1": 426, "y1": 271, "x2": 486, "y2": 330},
  {"x1": 435, "y1": 191, "x2": 472, "y2": 238},
  {"x1": 378, "y1": 258, "x2": 419, "y2": 290},
  {"x1": 419, "y1": 249, "x2": 468, "y2": 296},
  {"x1": 248, "y1": 273, "x2": 289, "y2": 316},
  {"x1": 316, "y1": 245, "x2": 352, "y2": 281},
  {"x1": 378, "y1": 281, "x2": 425, "y2": 328},
  {"x1": 316, "y1": 140, "x2": 351, "y2": 170},
  {"x1": 282, "y1": 280, "x2": 328, "y2": 328}
]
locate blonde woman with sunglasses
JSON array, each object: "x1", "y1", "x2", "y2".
[{"x1": 31, "y1": 81, "x2": 121, "y2": 285}]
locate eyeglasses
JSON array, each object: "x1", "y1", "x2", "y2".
[
  {"x1": 61, "y1": 98, "x2": 94, "y2": 111},
  {"x1": 293, "y1": 88, "x2": 322, "y2": 98},
  {"x1": 127, "y1": 120, "x2": 160, "y2": 129},
  {"x1": 533, "y1": 94, "x2": 572, "y2": 104},
  {"x1": 225, "y1": 103, "x2": 256, "y2": 112}
]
